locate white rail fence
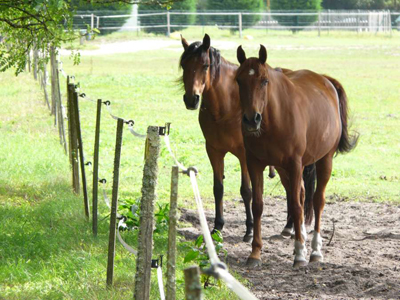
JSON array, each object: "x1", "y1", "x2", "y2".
[{"x1": 73, "y1": 10, "x2": 396, "y2": 37}]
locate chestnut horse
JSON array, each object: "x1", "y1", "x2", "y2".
[
  {"x1": 179, "y1": 34, "x2": 315, "y2": 242},
  {"x1": 236, "y1": 45, "x2": 358, "y2": 267}
]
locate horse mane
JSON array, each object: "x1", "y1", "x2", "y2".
[{"x1": 179, "y1": 41, "x2": 227, "y2": 82}]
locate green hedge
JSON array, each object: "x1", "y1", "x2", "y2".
[
  {"x1": 270, "y1": 0, "x2": 322, "y2": 32},
  {"x1": 138, "y1": 0, "x2": 196, "y2": 34},
  {"x1": 70, "y1": 0, "x2": 132, "y2": 34}
]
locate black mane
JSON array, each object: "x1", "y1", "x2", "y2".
[{"x1": 179, "y1": 41, "x2": 222, "y2": 81}]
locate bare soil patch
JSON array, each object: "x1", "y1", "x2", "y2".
[{"x1": 180, "y1": 197, "x2": 400, "y2": 299}]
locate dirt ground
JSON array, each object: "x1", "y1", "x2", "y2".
[{"x1": 179, "y1": 196, "x2": 400, "y2": 300}]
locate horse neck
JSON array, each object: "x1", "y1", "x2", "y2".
[
  {"x1": 202, "y1": 59, "x2": 239, "y2": 117},
  {"x1": 265, "y1": 67, "x2": 292, "y2": 127}
]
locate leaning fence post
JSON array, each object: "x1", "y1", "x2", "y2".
[
  {"x1": 67, "y1": 78, "x2": 80, "y2": 194},
  {"x1": 72, "y1": 87, "x2": 89, "y2": 219},
  {"x1": 134, "y1": 126, "x2": 161, "y2": 300},
  {"x1": 166, "y1": 165, "x2": 179, "y2": 300},
  {"x1": 106, "y1": 118, "x2": 124, "y2": 288},
  {"x1": 43, "y1": 63, "x2": 51, "y2": 110},
  {"x1": 184, "y1": 266, "x2": 202, "y2": 300},
  {"x1": 92, "y1": 99, "x2": 102, "y2": 236}
]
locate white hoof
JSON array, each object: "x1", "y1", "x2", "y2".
[
  {"x1": 310, "y1": 232, "x2": 323, "y2": 262},
  {"x1": 281, "y1": 227, "x2": 294, "y2": 237},
  {"x1": 294, "y1": 240, "x2": 307, "y2": 263}
]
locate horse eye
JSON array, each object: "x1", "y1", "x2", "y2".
[
  {"x1": 261, "y1": 79, "x2": 269, "y2": 86},
  {"x1": 203, "y1": 64, "x2": 209, "y2": 70}
]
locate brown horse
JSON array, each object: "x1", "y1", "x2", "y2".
[
  {"x1": 179, "y1": 34, "x2": 315, "y2": 242},
  {"x1": 235, "y1": 45, "x2": 358, "y2": 267}
]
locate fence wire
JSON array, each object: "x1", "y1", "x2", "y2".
[{"x1": 74, "y1": 10, "x2": 394, "y2": 36}]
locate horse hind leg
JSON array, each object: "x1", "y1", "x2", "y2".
[{"x1": 310, "y1": 153, "x2": 334, "y2": 263}]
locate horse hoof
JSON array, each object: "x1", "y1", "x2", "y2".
[
  {"x1": 246, "y1": 257, "x2": 262, "y2": 268},
  {"x1": 243, "y1": 233, "x2": 253, "y2": 243},
  {"x1": 281, "y1": 227, "x2": 294, "y2": 238},
  {"x1": 310, "y1": 255, "x2": 323, "y2": 263},
  {"x1": 293, "y1": 260, "x2": 308, "y2": 268}
]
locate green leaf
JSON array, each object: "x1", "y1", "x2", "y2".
[{"x1": 184, "y1": 250, "x2": 199, "y2": 263}]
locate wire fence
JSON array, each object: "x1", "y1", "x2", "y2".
[
  {"x1": 73, "y1": 10, "x2": 397, "y2": 37},
  {"x1": 31, "y1": 46, "x2": 259, "y2": 299}
]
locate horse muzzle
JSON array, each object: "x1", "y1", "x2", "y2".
[
  {"x1": 183, "y1": 94, "x2": 200, "y2": 110},
  {"x1": 242, "y1": 113, "x2": 262, "y2": 133}
]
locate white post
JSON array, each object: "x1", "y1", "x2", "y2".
[
  {"x1": 91, "y1": 13, "x2": 94, "y2": 31},
  {"x1": 238, "y1": 12, "x2": 242, "y2": 38},
  {"x1": 96, "y1": 16, "x2": 100, "y2": 29},
  {"x1": 318, "y1": 12, "x2": 321, "y2": 37},
  {"x1": 167, "y1": 11, "x2": 171, "y2": 37}
]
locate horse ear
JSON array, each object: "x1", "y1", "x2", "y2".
[
  {"x1": 259, "y1": 44, "x2": 267, "y2": 64},
  {"x1": 181, "y1": 34, "x2": 189, "y2": 51},
  {"x1": 203, "y1": 34, "x2": 210, "y2": 51},
  {"x1": 237, "y1": 46, "x2": 246, "y2": 65}
]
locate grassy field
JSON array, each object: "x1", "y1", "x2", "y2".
[{"x1": 0, "y1": 28, "x2": 399, "y2": 299}]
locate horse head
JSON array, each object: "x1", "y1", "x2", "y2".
[{"x1": 236, "y1": 45, "x2": 269, "y2": 136}]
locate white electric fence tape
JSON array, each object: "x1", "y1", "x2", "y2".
[
  {"x1": 157, "y1": 266, "x2": 166, "y2": 300},
  {"x1": 101, "y1": 181, "x2": 138, "y2": 255},
  {"x1": 164, "y1": 135, "x2": 187, "y2": 171}
]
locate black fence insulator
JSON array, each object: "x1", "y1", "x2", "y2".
[
  {"x1": 85, "y1": 161, "x2": 92, "y2": 166},
  {"x1": 99, "y1": 178, "x2": 107, "y2": 184},
  {"x1": 79, "y1": 93, "x2": 86, "y2": 98},
  {"x1": 182, "y1": 166, "x2": 198, "y2": 177},
  {"x1": 158, "y1": 122, "x2": 171, "y2": 136},
  {"x1": 103, "y1": 100, "x2": 111, "y2": 106},
  {"x1": 125, "y1": 120, "x2": 134, "y2": 127},
  {"x1": 151, "y1": 259, "x2": 159, "y2": 269}
]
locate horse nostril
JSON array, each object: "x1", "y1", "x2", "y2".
[
  {"x1": 254, "y1": 113, "x2": 262, "y2": 124},
  {"x1": 194, "y1": 94, "x2": 200, "y2": 102},
  {"x1": 242, "y1": 114, "x2": 250, "y2": 124}
]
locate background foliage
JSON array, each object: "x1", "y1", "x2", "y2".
[{"x1": 270, "y1": 0, "x2": 322, "y2": 32}]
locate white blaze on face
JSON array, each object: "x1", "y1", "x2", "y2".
[{"x1": 249, "y1": 69, "x2": 255, "y2": 76}]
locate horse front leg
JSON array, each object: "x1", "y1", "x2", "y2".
[
  {"x1": 206, "y1": 144, "x2": 226, "y2": 234},
  {"x1": 236, "y1": 149, "x2": 253, "y2": 242},
  {"x1": 246, "y1": 155, "x2": 266, "y2": 268}
]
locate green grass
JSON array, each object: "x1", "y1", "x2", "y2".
[{"x1": 1, "y1": 30, "x2": 400, "y2": 299}]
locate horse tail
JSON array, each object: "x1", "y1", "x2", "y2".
[
  {"x1": 303, "y1": 164, "x2": 316, "y2": 226},
  {"x1": 323, "y1": 75, "x2": 359, "y2": 154}
]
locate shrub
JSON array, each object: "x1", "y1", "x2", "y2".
[
  {"x1": 270, "y1": 0, "x2": 322, "y2": 32},
  {"x1": 204, "y1": 0, "x2": 264, "y2": 30},
  {"x1": 70, "y1": 0, "x2": 132, "y2": 34},
  {"x1": 138, "y1": 0, "x2": 196, "y2": 34}
]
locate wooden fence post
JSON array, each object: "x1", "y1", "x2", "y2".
[
  {"x1": 106, "y1": 118, "x2": 124, "y2": 288},
  {"x1": 42, "y1": 63, "x2": 51, "y2": 111},
  {"x1": 33, "y1": 46, "x2": 38, "y2": 80},
  {"x1": 67, "y1": 77, "x2": 80, "y2": 194},
  {"x1": 166, "y1": 165, "x2": 179, "y2": 300},
  {"x1": 72, "y1": 88, "x2": 89, "y2": 218},
  {"x1": 54, "y1": 53, "x2": 67, "y2": 153},
  {"x1": 50, "y1": 47, "x2": 57, "y2": 120},
  {"x1": 92, "y1": 99, "x2": 102, "y2": 236},
  {"x1": 134, "y1": 126, "x2": 161, "y2": 300},
  {"x1": 184, "y1": 266, "x2": 202, "y2": 300}
]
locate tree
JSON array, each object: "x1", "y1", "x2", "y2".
[
  {"x1": 205, "y1": 0, "x2": 264, "y2": 29},
  {"x1": 0, "y1": 0, "x2": 179, "y2": 75},
  {"x1": 138, "y1": 0, "x2": 196, "y2": 34},
  {"x1": 70, "y1": 0, "x2": 132, "y2": 34},
  {"x1": 322, "y1": 0, "x2": 397, "y2": 9},
  {"x1": 270, "y1": 0, "x2": 322, "y2": 32}
]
